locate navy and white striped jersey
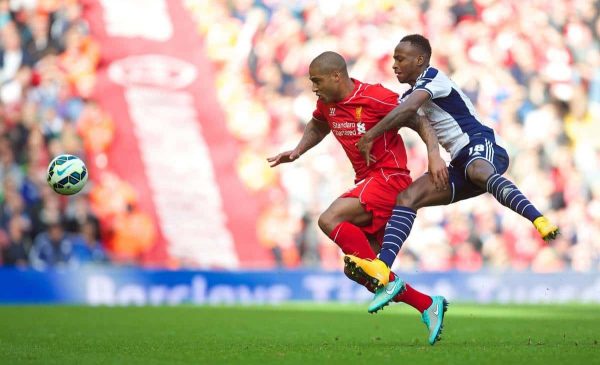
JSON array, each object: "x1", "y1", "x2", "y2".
[{"x1": 399, "y1": 66, "x2": 494, "y2": 159}]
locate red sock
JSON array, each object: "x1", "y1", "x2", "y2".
[
  {"x1": 393, "y1": 284, "x2": 432, "y2": 313},
  {"x1": 329, "y1": 222, "x2": 376, "y2": 258},
  {"x1": 344, "y1": 273, "x2": 431, "y2": 313},
  {"x1": 331, "y1": 222, "x2": 380, "y2": 293},
  {"x1": 330, "y1": 222, "x2": 401, "y2": 285}
]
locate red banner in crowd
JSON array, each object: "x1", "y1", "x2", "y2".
[{"x1": 84, "y1": 0, "x2": 271, "y2": 268}]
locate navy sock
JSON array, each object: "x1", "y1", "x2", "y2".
[
  {"x1": 486, "y1": 174, "x2": 542, "y2": 222},
  {"x1": 378, "y1": 206, "x2": 416, "y2": 267}
]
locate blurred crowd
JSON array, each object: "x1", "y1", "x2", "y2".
[
  {"x1": 185, "y1": 0, "x2": 600, "y2": 272},
  {"x1": 0, "y1": 0, "x2": 155, "y2": 269},
  {"x1": 1, "y1": 0, "x2": 598, "y2": 272}
]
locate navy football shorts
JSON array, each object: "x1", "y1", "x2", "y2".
[{"x1": 448, "y1": 134, "x2": 509, "y2": 203}]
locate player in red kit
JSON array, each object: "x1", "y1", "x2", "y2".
[{"x1": 268, "y1": 52, "x2": 448, "y2": 322}]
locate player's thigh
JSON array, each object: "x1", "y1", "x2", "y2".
[
  {"x1": 465, "y1": 159, "x2": 496, "y2": 187},
  {"x1": 319, "y1": 197, "x2": 372, "y2": 229},
  {"x1": 396, "y1": 174, "x2": 453, "y2": 210},
  {"x1": 463, "y1": 139, "x2": 510, "y2": 190}
]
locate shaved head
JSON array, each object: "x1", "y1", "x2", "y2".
[
  {"x1": 308, "y1": 51, "x2": 354, "y2": 103},
  {"x1": 309, "y1": 51, "x2": 349, "y2": 76}
]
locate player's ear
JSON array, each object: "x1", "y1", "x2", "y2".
[
  {"x1": 416, "y1": 55, "x2": 424, "y2": 66},
  {"x1": 332, "y1": 70, "x2": 341, "y2": 82}
]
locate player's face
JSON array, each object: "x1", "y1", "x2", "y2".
[
  {"x1": 309, "y1": 68, "x2": 340, "y2": 103},
  {"x1": 392, "y1": 42, "x2": 425, "y2": 84}
]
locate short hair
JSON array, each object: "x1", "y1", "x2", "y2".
[
  {"x1": 400, "y1": 34, "x2": 432, "y2": 59},
  {"x1": 309, "y1": 51, "x2": 349, "y2": 76}
]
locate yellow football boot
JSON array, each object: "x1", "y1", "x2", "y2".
[
  {"x1": 533, "y1": 216, "x2": 559, "y2": 241},
  {"x1": 343, "y1": 255, "x2": 390, "y2": 288}
]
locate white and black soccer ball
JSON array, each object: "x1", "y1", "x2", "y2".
[{"x1": 47, "y1": 154, "x2": 89, "y2": 195}]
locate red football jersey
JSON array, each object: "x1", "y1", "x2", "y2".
[{"x1": 312, "y1": 79, "x2": 409, "y2": 182}]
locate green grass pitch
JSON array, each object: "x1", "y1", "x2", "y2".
[{"x1": 0, "y1": 304, "x2": 598, "y2": 364}]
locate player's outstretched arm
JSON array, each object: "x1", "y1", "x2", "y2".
[
  {"x1": 267, "y1": 118, "x2": 330, "y2": 167},
  {"x1": 408, "y1": 116, "x2": 448, "y2": 191},
  {"x1": 357, "y1": 90, "x2": 431, "y2": 164}
]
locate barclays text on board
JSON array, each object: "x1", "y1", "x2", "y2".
[{"x1": 0, "y1": 268, "x2": 599, "y2": 305}]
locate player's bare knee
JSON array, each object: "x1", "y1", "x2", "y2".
[
  {"x1": 317, "y1": 211, "x2": 337, "y2": 236},
  {"x1": 316, "y1": 213, "x2": 329, "y2": 234},
  {"x1": 470, "y1": 174, "x2": 488, "y2": 188},
  {"x1": 395, "y1": 190, "x2": 417, "y2": 210},
  {"x1": 467, "y1": 163, "x2": 493, "y2": 188}
]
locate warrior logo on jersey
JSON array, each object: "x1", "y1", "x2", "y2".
[{"x1": 329, "y1": 107, "x2": 336, "y2": 116}]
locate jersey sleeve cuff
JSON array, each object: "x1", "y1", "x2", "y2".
[{"x1": 415, "y1": 87, "x2": 434, "y2": 99}]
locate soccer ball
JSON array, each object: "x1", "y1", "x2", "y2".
[{"x1": 47, "y1": 154, "x2": 89, "y2": 195}]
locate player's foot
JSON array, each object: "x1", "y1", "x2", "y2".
[
  {"x1": 533, "y1": 216, "x2": 559, "y2": 241},
  {"x1": 421, "y1": 296, "x2": 448, "y2": 346},
  {"x1": 343, "y1": 255, "x2": 390, "y2": 288},
  {"x1": 368, "y1": 276, "x2": 405, "y2": 313},
  {"x1": 343, "y1": 255, "x2": 369, "y2": 283}
]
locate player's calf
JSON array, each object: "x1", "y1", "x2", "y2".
[{"x1": 485, "y1": 173, "x2": 547, "y2": 224}]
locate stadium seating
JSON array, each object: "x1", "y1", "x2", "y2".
[{"x1": 0, "y1": 0, "x2": 598, "y2": 272}]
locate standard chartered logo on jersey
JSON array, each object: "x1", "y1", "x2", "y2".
[
  {"x1": 331, "y1": 121, "x2": 366, "y2": 136},
  {"x1": 107, "y1": 54, "x2": 238, "y2": 268}
]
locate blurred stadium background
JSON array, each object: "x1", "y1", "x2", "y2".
[{"x1": 0, "y1": 0, "x2": 599, "y2": 306}]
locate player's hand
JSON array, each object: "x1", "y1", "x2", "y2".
[
  {"x1": 428, "y1": 154, "x2": 449, "y2": 191},
  {"x1": 356, "y1": 134, "x2": 376, "y2": 166},
  {"x1": 267, "y1": 150, "x2": 300, "y2": 167}
]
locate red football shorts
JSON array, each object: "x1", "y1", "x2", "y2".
[{"x1": 340, "y1": 169, "x2": 412, "y2": 241}]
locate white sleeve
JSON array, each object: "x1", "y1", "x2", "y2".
[{"x1": 414, "y1": 74, "x2": 452, "y2": 100}]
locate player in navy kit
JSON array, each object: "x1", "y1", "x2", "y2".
[
  {"x1": 268, "y1": 51, "x2": 447, "y2": 324},
  {"x1": 346, "y1": 34, "x2": 559, "y2": 345}
]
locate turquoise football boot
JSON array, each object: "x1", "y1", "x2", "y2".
[
  {"x1": 367, "y1": 276, "x2": 405, "y2": 313},
  {"x1": 421, "y1": 296, "x2": 449, "y2": 345}
]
